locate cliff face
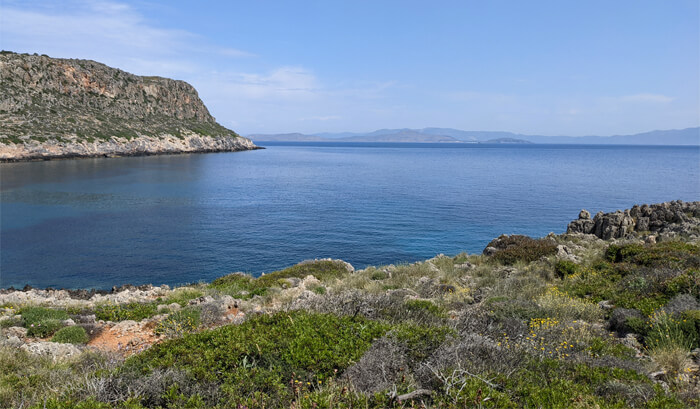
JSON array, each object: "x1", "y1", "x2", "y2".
[{"x1": 0, "y1": 51, "x2": 257, "y2": 161}]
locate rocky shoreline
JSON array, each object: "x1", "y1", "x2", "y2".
[
  {"x1": 567, "y1": 200, "x2": 700, "y2": 240},
  {"x1": 0, "y1": 132, "x2": 260, "y2": 162}
]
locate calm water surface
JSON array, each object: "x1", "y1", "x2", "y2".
[{"x1": 1, "y1": 143, "x2": 698, "y2": 289}]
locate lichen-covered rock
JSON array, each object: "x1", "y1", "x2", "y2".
[
  {"x1": 567, "y1": 201, "x2": 700, "y2": 239},
  {"x1": 20, "y1": 342, "x2": 82, "y2": 361},
  {"x1": 0, "y1": 51, "x2": 258, "y2": 161},
  {"x1": 2, "y1": 326, "x2": 27, "y2": 340}
]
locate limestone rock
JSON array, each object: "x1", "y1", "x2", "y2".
[
  {"x1": 556, "y1": 245, "x2": 580, "y2": 262},
  {"x1": 567, "y1": 201, "x2": 700, "y2": 239},
  {"x1": 20, "y1": 342, "x2": 82, "y2": 361},
  {"x1": 2, "y1": 326, "x2": 28, "y2": 339},
  {"x1": 1, "y1": 335, "x2": 23, "y2": 348},
  {"x1": 0, "y1": 51, "x2": 258, "y2": 161}
]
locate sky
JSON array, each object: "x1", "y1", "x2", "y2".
[{"x1": 0, "y1": 0, "x2": 698, "y2": 136}]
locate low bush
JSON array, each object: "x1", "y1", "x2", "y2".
[
  {"x1": 554, "y1": 260, "x2": 579, "y2": 279},
  {"x1": 209, "y1": 272, "x2": 253, "y2": 291},
  {"x1": 154, "y1": 308, "x2": 201, "y2": 337},
  {"x1": 486, "y1": 235, "x2": 557, "y2": 265},
  {"x1": 254, "y1": 260, "x2": 352, "y2": 290},
  {"x1": 370, "y1": 271, "x2": 388, "y2": 280},
  {"x1": 161, "y1": 288, "x2": 203, "y2": 307},
  {"x1": 605, "y1": 241, "x2": 699, "y2": 268},
  {"x1": 608, "y1": 308, "x2": 644, "y2": 335},
  {"x1": 94, "y1": 302, "x2": 158, "y2": 322},
  {"x1": 536, "y1": 287, "x2": 602, "y2": 322},
  {"x1": 124, "y1": 311, "x2": 389, "y2": 406},
  {"x1": 645, "y1": 310, "x2": 698, "y2": 351},
  {"x1": 51, "y1": 326, "x2": 89, "y2": 344},
  {"x1": 21, "y1": 306, "x2": 68, "y2": 327},
  {"x1": 26, "y1": 318, "x2": 64, "y2": 338},
  {"x1": 403, "y1": 299, "x2": 447, "y2": 319}
]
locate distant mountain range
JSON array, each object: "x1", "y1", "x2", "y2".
[{"x1": 248, "y1": 127, "x2": 700, "y2": 145}]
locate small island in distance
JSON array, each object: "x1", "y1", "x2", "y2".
[{"x1": 249, "y1": 126, "x2": 700, "y2": 145}]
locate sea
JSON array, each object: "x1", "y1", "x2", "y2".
[{"x1": 1, "y1": 142, "x2": 698, "y2": 289}]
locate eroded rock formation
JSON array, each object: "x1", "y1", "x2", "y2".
[
  {"x1": 0, "y1": 51, "x2": 257, "y2": 161},
  {"x1": 567, "y1": 200, "x2": 700, "y2": 239}
]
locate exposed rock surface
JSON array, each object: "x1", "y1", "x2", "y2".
[
  {"x1": 0, "y1": 51, "x2": 258, "y2": 161},
  {"x1": 20, "y1": 341, "x2": 82, "y2": 361},
  {"x1": 0, "y1": 284, "x2": 171, "y2": 309},
  {"x1": 567, "y1": 201, "x2": 700, "y2": 240}
]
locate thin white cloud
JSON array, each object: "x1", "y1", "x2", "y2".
[
  {"x1": 199, "y1": 67, "x2": 320, "y2": 101},
  {"x1": 618, "y1": 93, "x2": 674, "y2": 104},
  {"x1": 0, "y1": 0, "x2": 251, "y2": 77}
]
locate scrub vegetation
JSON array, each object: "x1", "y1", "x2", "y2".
[{"x1": 1, "y1": 235, "x2": 698, "y2": 408}]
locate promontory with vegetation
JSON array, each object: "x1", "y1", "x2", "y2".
[
  {"x1": 0, "y1": 51, "x2": 257, "y2": 161},
  {"x1": 1, "y1": 200, "x2": 699, "y2": 408}
]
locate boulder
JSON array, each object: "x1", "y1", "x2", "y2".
[
  {"x1": 2, "y1": 326, "x2": 28, "y2": 339},
  {"x1": 20, "y1": 342, "x2": 82, "y2": 362},
  {"x1": 1, "y1": 335, "x2": 23, "y2": 348}
]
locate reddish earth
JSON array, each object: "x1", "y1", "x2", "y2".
[{"x1": 88, "y1": 323, "x2": 161, "y2": 356}]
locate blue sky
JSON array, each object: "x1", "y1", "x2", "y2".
[{"x1": 1, "y1": 0, "x2": 698, "y2": 135}]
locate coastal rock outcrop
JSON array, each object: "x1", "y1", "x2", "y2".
[
  {"x1": 567, "y1": 201, "x2": 700, "y2": 240},
  {"x1": 0, "y1": 51, "x2": 258, "y2": 161}
]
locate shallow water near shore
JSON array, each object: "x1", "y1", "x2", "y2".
[{"x1": 1, "y1": 143, "x2": 698, "y2": 289}]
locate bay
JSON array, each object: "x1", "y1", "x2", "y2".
[{"x1": 1, "y1": 143, "x2": 698, "y2": 289}]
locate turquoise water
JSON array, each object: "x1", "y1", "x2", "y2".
[{"x1": 1, "y1": 143, "x2": 698, "y2": 289}]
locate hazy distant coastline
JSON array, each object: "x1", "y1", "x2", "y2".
[{"x1": 248, "y1": 127, "x2": 700, "y2": 145}]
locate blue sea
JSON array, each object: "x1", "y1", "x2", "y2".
[{"x1": 1, "y1": 143, "x2": 698, "y2": 289}]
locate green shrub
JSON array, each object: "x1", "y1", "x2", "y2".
[
  {"x1": 536, "y1": 287, "x2": 602, "y2": 321},
  {"x1": 209, "y1": 262, "x2": 350, "y2": 297},
  {"x1": 20, "y1": 306, "x2": 68, "y2": 327},
  {"x1": 254, "y1": 260, "x2": 352, "y2": 290},
  {"x1": 26, "y1": 319, "x2": 64, "y2": 338},
  {"x1": 51, "y1": 326, "x2": 89, "y2": 344},
  {"x1": 390, "y1": 323, "x2": 452, "y2": 361},
  {"x1": 20, "y1": 307, "x2": 68, "y2": 337},
  {"x1": 404, "y1": 299, "x2": 447, "y2": 319},
  {"x1": 625, "y1": 317, "x2": 649, "y2": 336},
  {"x1": 370, "y1": 271, "x2": 388, "y2": 280},
  {"x1": 678, "y1": 310, "x2": 700, "y2": 349},
  {"x1": 554, "y1": 260, "x2": 579, "y2": 279},
  {"x1": 588, "y1": 337, "x2": 636, "y2": 359},
  {"x1": 606, "y1": 242, "x2": 699, "y2": 268},
  {"x1": 154, "y1": 308, "x2": 201, "y2": 337},
  {"x1": 487, "y1": 236, "x2": 557, "y2": 265},
  {"x1": 162, "y1": 288, "x2": 203, "y2": 307},
  {"x1": 665, "y1": 270, "x2": 699, "y2": 296},
  {"x1": 94, "y1": 302, "x2": 158, "y2": 322},
  {"x1": 125, "y1": 312, "x2": 389, "y2": 405},
  {"x1": 209, "y1": 272, "x2": 253, "y2": 291},
  {"x1": 645, "y1": 311, "x2": 696, "y2": 351}
]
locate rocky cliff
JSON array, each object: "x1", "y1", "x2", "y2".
[
  {"x1": 567, "y1": 200, "x2": 700, "y2": 240},
  {"x1": 0, "y1": 51, "x2": 257, "y2": 161}
]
